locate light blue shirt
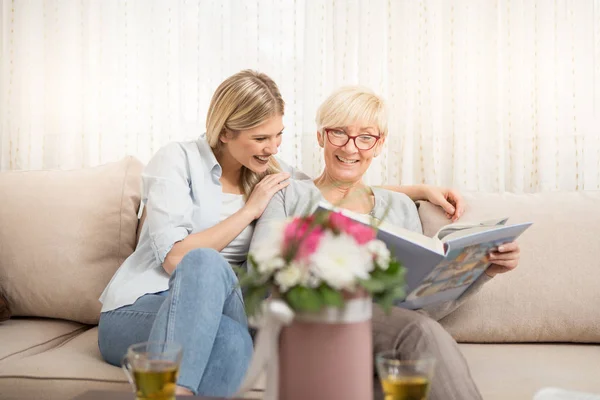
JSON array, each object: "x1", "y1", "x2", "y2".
[{"x1": 99, "y1": 135, "x2": 307, "y2": 312}]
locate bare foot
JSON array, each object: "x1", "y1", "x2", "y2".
[{"x1": 175, "y1": 386, "x2": 194, "y2": 396}]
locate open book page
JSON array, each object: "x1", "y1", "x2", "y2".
[
  {"x1": 316, "y1": 201, "x2": 444, "y2": 255},
  {"x1": 435, "y1": 217, "x2": 509, "y2": 241}
]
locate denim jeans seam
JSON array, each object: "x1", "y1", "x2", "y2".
[
  {"x1": 231, "y1": 283, "x2": 245, "y2": 305},
  {"x1": 167, "y1": 271, "x2": 182, "y2": 342},
  {"x1": 103, "y1": 309, "x2": 159, "y2": 317}
]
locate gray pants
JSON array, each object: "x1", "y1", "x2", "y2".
[{"x1": 372, "y1": 305, "x2": 483, "y2": 400}]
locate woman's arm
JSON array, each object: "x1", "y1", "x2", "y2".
[
  {"x1": 142, "y1": 144, "x2": 254, "y2": 274},
  {"x1": 142, "y1": 144, "x2": 289, "y2": 274},
  {"x1": 249, "y1": 189, "x2": 289, "y2": 258},
  {"x1": 381, "y1": 184, "x2": 465, "y2": 221},
  {"x1": 164, "y1": 172, "x2": 291, "y2": 274},
  {"x1": 163, "y1": 208, "x2": 256, "y2": 274}
]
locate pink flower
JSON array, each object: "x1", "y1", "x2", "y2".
[
  {"x1": 328, "y1": 212, "x2": 353, "y2": 233},
  {"x1": 296, "y1": 227, "x2": 324, "y2": 260},
  {"x1": 283, "y1": 217, "x2": 324, "y2": 261},
  {"x1": 283, "y1": 217, "x2": 310, "y2": 245},
  {"x1": 328, "y1": 212, "x2": 375, "y2": 245}
]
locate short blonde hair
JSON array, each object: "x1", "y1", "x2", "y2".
[
  {"x1": 206, "y1": 70, "x2": 284, "y2": 197},
  {"x1": 315, "y1": 86, "x2": 388, "y2": 137}
]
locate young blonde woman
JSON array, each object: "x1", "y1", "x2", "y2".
[
  {"x1": 251, "y1": 86, "x2": 521, "y2": 400},
  {"x1": 97, "y1": 70, "x2": 467, "y2": 397}
]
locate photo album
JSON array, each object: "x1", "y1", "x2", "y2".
[{"x1": 316, "y1": 202, "x2": 532, "y2": 309}]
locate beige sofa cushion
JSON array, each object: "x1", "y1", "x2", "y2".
[
  {"x1": 0, "y1": 328, "x2": 130, "y2": 400},
  {"x1": 0, "y1": 157, "x2": 143, "y2": 324},
  {"x1": 418, "y1": 192, "x2": 600, "y2": 343},
  {"x1": 460, "y1": 343, "x2": 600, "y2": 400},
  {"x1": 0, "y1": 327, "x2": 265, "y2": 400},
  {"x1": 0, "y1": 318, "x2": 87, "y2": 361}
]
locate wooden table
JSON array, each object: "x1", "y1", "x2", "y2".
[{"x1": 72, "y1": 390, "x2": 245, "y2": 400}]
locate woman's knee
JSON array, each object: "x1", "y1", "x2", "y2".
[
  {"x1": 173, "y1": 248, "x2": 236, "y2": 284},
  {"x1": 98, "y1": 312, "x2": 129, "y2": 366},
  {"x1": 373, "y1": 307, "x2": 450, "y2": 352},
  {"x1": 401, "y1": 311, "x2": 448, "y2": 339},
  {"x1": 98, "y1": 299, "x2": 161, "y2": 366}
]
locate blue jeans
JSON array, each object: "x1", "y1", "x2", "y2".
[{"x1": 98, "y1": 248, "x2": 253, "y2": 397}]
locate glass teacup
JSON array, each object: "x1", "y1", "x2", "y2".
[
  {"x1": 375, "y1": 351, "x2": 436, "y2": 400},
  {"x1": 121, "y1": 341, "x2": 183, "y2": 400}
]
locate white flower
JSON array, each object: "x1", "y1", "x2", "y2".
[
  {"x1": 305, "y1": 273, "x2": 322, "y2": 288},
  {"x1": 366, "y1": 239, "x2": 391, "y2": 270},
  {"x1": 250, "y1": 220, "x2": 287, "y2": 273},
  {"x1": 257, "y1": 256, "x2": 285, "y2": 275},
  {"x1": 309, "y1": 232, "x2": 372, "y2": 290},
  {"x1": 274, "y1": 265, "x2": 303, "y2": 292}
]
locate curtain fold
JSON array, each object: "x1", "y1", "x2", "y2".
[{"x1": 1, "y1": 0, "x2": 599, "y2": 192}]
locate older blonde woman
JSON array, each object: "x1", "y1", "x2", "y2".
[{"x1": 251, "y1": 86, "x2": 520, "y2": 400}]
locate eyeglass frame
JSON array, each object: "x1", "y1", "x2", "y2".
[{"x1": 323, "y1": 128, "x2": 381, "y2": 151}]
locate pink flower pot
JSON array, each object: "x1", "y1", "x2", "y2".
[{"x1": 278, "y1": 310, "x2": 373, "y2": 400}]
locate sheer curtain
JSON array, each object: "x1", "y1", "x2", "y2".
[{"x1": 1, "y1": 0, "x2": 599, "y2": 192}]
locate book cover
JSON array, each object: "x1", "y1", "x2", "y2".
[{"x1": 315, "y1": 202, "x2": 532, "y2": 309}]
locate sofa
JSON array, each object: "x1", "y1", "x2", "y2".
[{"x1": 0, "y1": 157, "x2": 599, "y2": 400}]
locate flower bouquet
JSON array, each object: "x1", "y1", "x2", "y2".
[{"x1": 236, "y1": 208, "x2": 406, "y2": 400}]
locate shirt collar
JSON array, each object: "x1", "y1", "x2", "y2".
[{"x1": 196, "y1": 134, "x2": 222, "y2": 177}]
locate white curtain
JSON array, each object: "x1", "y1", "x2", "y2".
[{"x1": 1, "y1": 0, "x2": 599, "y2": 192}]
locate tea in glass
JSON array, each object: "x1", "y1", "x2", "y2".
[
  {"x1": 122, "y1": 342, "x2": 183, "y2": 400},
  {"x1": 380, "y1": 375, "x2": 430, "y2": 400},
  {"x1": 375, "y1": 352, "x2": 435, "y2": 400}
]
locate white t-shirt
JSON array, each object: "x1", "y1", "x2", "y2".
[{"x1": 219, "y1": 193, "x2": 254, "y2": 265}]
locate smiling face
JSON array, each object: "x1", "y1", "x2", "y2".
[
  {"x1": 314, "y1": 86, "x2": 388, "y2": 185},
  {"x1": 220, "y1": 114, "x2": 284, "y2": 173},
  {"x1": 318, "y1": 120, "x2": 385, "y2": 184}
]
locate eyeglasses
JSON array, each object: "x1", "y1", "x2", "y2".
[{"x1": 324, "y1": 128, "x2": 381, "y2": 151}]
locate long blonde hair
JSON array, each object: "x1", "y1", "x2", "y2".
[{"x1": 206, "y1": 70, "x2": 284, "y2": 198}]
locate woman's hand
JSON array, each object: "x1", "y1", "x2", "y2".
[
  {"x1": 243, "y1": 172, "x2": 291, "y2": 220},
  {"x1": 423, "y1": 186, "x2": 465, "y2": 222},
  {"x1": 485, "y1": 241, "x2": 520, "y2": 277}
]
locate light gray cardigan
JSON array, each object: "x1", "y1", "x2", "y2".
[{"x1": 250, "y1": 179, "x2": 491, "y2": 321}]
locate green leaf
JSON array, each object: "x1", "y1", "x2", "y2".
[
  {"x1": 384, "y1": 259, "x2": 402, "y2": 275},
  {"x1": 370, "y1": 262, "x2": 406, "y2": 290},
  {"x1": 377, "y1": 285, "x2": 406, "y2": 314},
  {"x1": 358, "y1": 278, "x2": 386, "y2": 294},
  {"x1": 370, "y1": 268, "x2": 388, "y2": 281},
  {"x1": 383, "y1": 273, "x2": 405, "y2": 288},
  {"x1": 244, "y1": 286, "x2": 268, "y2": 317},
  {"x1": 313, "y1": 210, "x2": 330, "y2": 226},
  {"x1": 237, "y1": 272, "x2": 259, "y2": 289},
  {"x1": 285, "y1": 286, "x2": 324, "y2": 313},
  {"x1": 319, "y1": 285, "x2": 344, "y2": 308}
]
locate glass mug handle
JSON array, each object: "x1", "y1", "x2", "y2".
[{"x1": 121, "y1": 356, "x2": 135, "y2": 387}]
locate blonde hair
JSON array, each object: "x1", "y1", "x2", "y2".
[
  {"x1": 315, "y1": 86, "x2": 388, "y2": 137},
  {"x1": 206, "y1": 70, "x2": 284, "y2": 198}
]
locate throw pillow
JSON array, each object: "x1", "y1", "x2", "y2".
[{"x1": 0, "y1": 156, "x2": 144, "y2": 324}]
